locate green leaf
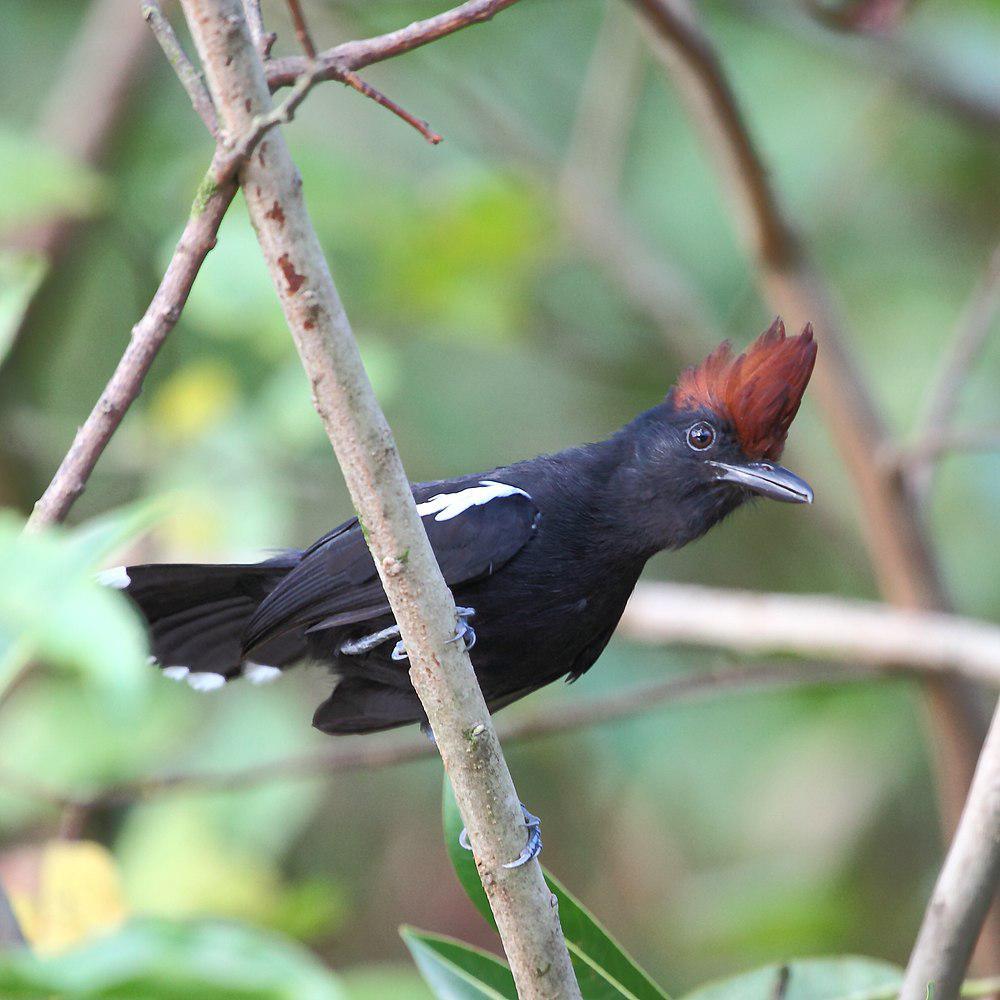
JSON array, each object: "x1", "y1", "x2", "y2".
[
  {"x1": 0, "y1": 507, "x2": 155, "y2": 712},
  {"x1": 0, "y1": 251, "x2": 47, "y2": 366},
  {"x1": 679, "y1": 957, "x2": 904, "y2": 1000},
  {"x1": 442, "y1": 776, "x2": 668, "y2": 999},
  {"x1": 546, "y1": 870, "x2": 668, "y2": 1000},
  {"x1": 0, "y1": 917, "x2": 346, "y2": 999},
  {"x1": 401, "y1": 927, "x2": 516, "y2": 1000},
  {"x1": 0, "y1": 127, "x2": 108, "y2": 229}
]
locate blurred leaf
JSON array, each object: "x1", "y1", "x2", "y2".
[
  {"x1": 0, "y1": 509, "x2": 152, "y2": 711},
  {"x1": 0, "y1": 127, "x2": 108, "y2": 229},
  {"x1": 0, "y1": 917, "x2": 346, "y2": 999},
  {"x1": 401, "y1": 927, "x2": 516, "y2": 1000},
  {"x1": 442, "y1": 777, "x2": 668, "y2": 999},
  {"x1": 150, "y1": 362, "x2": 239, "y2": 443},
  {"x1": 0, "y1": 252, "x2": 47, "y2": 365},
  {"x1": 340, "y1": 964, "x2": 434, "y2": 1000},
  {"x1": 6, "y1": 840, "x2": 127, "y2": 955},
  {"x1": 679, "y1": 957, "x2": 903, "y2": 1000}
]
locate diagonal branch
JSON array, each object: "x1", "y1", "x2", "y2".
[
  {"x1": 27, "y1": 0, "x2": 527, "y2": 531},
  {"x1": 179, "y1": 1, "x2": 578, "y2": 995},
  {"x1": 627, "y1": 0, "x2": 999, "y2": 971},
  {"x1": 900, "y1": 702, "x2": 1000, "y2": 1000},
  {"x1": 142, "y1": 0, "x2": 219, "y2": 136}
]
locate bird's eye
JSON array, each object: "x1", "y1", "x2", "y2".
[{"x1": 686, "y1": 421, "x2": 715, "y2": 451}]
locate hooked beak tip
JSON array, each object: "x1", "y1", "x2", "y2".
[{"x1": 710, "y1": 460, "x2": 814, "y2": 505}]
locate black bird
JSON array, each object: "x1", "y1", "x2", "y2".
[{"x1": 105, "y1": 319, "x2": 816, "y2": 861}]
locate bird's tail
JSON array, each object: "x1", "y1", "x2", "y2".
[{"x1": 101, "y1": 555, "x2": 307, "y2": 689}]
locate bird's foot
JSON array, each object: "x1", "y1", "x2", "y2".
[
  {"x1": 459, "y1": 802, "x2": 542, "y2": 869},
  {"x1": 340, "y1": 624, "x2": 401, "y2": 656},
  {"x1": 391, "y1": 606, "x2": 476, "y2": 661},
  {"x1": 447, "y1": 606, "x2": 477, "y2": 652}
]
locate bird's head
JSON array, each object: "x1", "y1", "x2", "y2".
[{"x1": 623, "y1": 318, "x2": 817, "y2": 551}]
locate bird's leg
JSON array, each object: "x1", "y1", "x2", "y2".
[
  {"x1": 459, "y1": 802, "x2": 543, "y2": 869},
  {"x1": 391, "y1": 606, "x2": 477, "y2": 661},
  {"x1": 339, "y1": 624, "x2": 401, "y2": 655}
]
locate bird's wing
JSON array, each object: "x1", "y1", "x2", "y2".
[{"x1": 242, "y1": 480, "x2": 539, "y2": 654}]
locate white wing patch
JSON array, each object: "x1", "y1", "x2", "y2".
[
  {"x1": 162, "y1": 665, "x2": 189, "y2": 681},
  {"x1": 416, "y1": 480, "x2": 531, "y2": 522},
  {"x1": 97, "y1": 566, "x2": 130, "y2": 589}
]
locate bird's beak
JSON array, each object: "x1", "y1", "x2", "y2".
[{"x1": 708, "y1": 460, "x2": 814, "y2": 504}]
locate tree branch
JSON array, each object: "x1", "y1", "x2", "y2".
[
  {"x1": 26, "y1": 0, "x2": 527, "y2": 530},
  {"x1": 0, "y1": 660, "x2": 886, "y2": 809},
  {"x1": 629, "y1": 0, "x2": 991, "y2": 881},
  {"x1": 900, "y1": 702, "x2": 1000, "y2": 1000},
  {"x1": 266, "y1": 0, "x2": 524, "y2": 90},
  {"x1": 285, "y1": 0, "x2": 317, "y2": 58},
  {"x1": 178, "y1": 1, "x2": 578, "y2": 995},
  {"x1": 910, "y1": 245, "x2": 1000, "y2": 497},
  {"x1": 142, "y1": 0, "x2": 219, "y2": 136},
  {"x1": 618, "y1": 583, "x2": 1000, "y2": 686}
]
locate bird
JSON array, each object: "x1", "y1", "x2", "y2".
[{"x1": 103, "y1": 317, "x2": 816, "y2": 866}]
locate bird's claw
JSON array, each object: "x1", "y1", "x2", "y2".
[
  {"x1": 447, "y1": 606, "x2": 477, "y2": 651},
  {"x1": 392, "y1": 607, "x2": 476, "y2": 661},
  {"x1": 458, "y1": 802, "x2": 542, "y2": 869}
]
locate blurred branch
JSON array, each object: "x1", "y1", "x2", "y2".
[
  {"x1": 802, "y1": 0, "x2": 911, "y2": 36},
  {"x1": 630, "y1": 0, "x2": 990, "y2": 856},
  {"x1": 26, "y1": 0, "x2": 526, "y2": 530},
  {"x1": 0, "y1": 882, "x2": 25, "y2": 948},
  {"x1": 731, "y1": 0, "x2": 1000, "y2": 139},
  {"x1": 900, "y1": 703, "x2": 1000, "y2": 1000},
  {"x1": 179, "y1": 1, "x2": 578, "y2": 996},
  {"x1": 0, "y1": 660, "x2": 892, "y2": 808},
  {"x1": 8, "y1": 579, "x2": 1000, "y2": 807},
  {"x1": 286, "y1": 0, "x2": 317, "y2": 58},
  {"x1": 910, "y1": 246, "x2": 1000, "y2": 497},
  {"x1": 142, "y1": 0, "x2": 220, "y2": 136},
  {"x1": 0, "y1": 0, "x2": 152, "y2": 345},
  {"x1": 619, "y1": 583, "x2": 1000, "y2": 687},
  {"x1": 887, "y1": 426, "x2": 1000, "y2": 472}
]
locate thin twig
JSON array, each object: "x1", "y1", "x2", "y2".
[
  {"x1": 210, "y1": 63, "x2": 324, "y2": 186},
  {"x1": 900, "y1": 702, "x2": 1000, "y2": 1000},
  {"x1": 336, "y1": 66, "x2": 442, "y2": 145},
  {"x1": 286, "y1": 0, "x2": 317, "y2": 58},
  {"x1": 910, "y1": 246, "x2": 1000, "y2": 497},
  {"x1": 142, "y1": 0, "x2": 219, "y2": 136},
  {"x1": 266, "y1": 0, "x2": 525, "y2": 89},
  {"x1": 27, "y1": 0, "x2": 527, "y2": 530},
  {"x1": 0, "y1": 660, "x2": 885, "y2": 808},
  {"x1": 630, "y1": 0, "x2": 992, "y2": 913},
  {"x1": 241, "y1": 0, "x2": 274, "y2": 58},
  {"x1": 180, "y1": 1, "x2": 579, "y2": 994},
  {"x1": 25, "y1": 176, "x2": 238, "y2": 531}
]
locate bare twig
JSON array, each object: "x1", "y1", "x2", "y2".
[
  {"x1": 142, "y1": 0, "x2": 219, "y2": 136},
  {"x1": 266, "y1": 0, "x2": 524, "y2": 90},
  {"x1": 900, "y1": 702, "x2": 1000, "y2": 1000},
  {"x1": 241, "y1": 0, "x2": 274, "y2": 58},
  {"x1": 286, "y1": 0, "x2": 317, "y2": 58},
  {"x1": 27, "y1": 0, "x2": 528, "y2": 530},
  {"x1": 25, "y1": 176, "x2": 237, "y2": 531},
  {"x1": 179, "y1": 1, "x2": 578, "y2": 995},
  {"x1": 630, "y1": 0, "x2": 990, "y2": 860},
  {"x1": 0, "y1": 660, "x2": 883, "y2": 809},
  {"x1": 618, "y1": 583, "x2": 1000, "y2": 687},
  {"x1": 336, "y1": 67, "x2": 443, "y2": 145},
  {"x1": 910, "y1": 246, "x2": 1000, "y2": 496}
]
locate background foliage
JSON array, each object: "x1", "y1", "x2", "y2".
[{"x1": 0, "y1": 0, "x2": 998, "y2": 995}]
